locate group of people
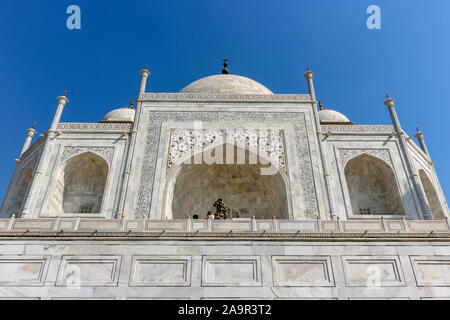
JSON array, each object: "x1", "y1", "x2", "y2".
[{"x1": 191, "y1": 199, "x2": 230, "y2": 220}]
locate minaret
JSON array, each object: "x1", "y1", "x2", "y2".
[
  {"x1": 17, "y1": 123, "x2": 37, "y2": 160},
  {"x1": 117, "y1": 67, "x2": 149, "y2": 218},
  {"x1": 21, "y1": 92, "x2": 69, "y2": 218},
  {"x1": 139, "y1": 66, "x2": 150, "y2": 98},
  {"x1": 304, "y1": 66, "x2": 316, "y2": 100},
  {"x1": 304, "y1": 67, "x2": 336, "y2": 220},
  {"x1": 50, "y1": 91, "x2": 69, "y2": 131},
  {"x1": 384, "y1": 94, "x2": 432, "y2": 220},
  {"x1": 414, "y1": 126, "x2": 448, "y2": 216},
  {"x1": 414, "y1": 126, "x2": 430, "y2": 156}
]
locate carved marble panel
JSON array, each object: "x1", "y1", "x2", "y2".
[
  {"x1": 342, "y1": 256, "x2": 405, "y2": 287},
  {"x1": 135, "y1": 111, "x2": 318, "y2": 218},
  {"x1": 129, "y1": 256, "x2": 191, "y2": 287},
  {"x1": 56, "y1": 255, "x2": 121, "y2": 287},
  {"x1": 60, "y1": 146, "x2": 115, "y2": 165},
  {"x1": 272, "y1": 256, "x2": 335, "y2": 287},
  {"x1": 411, "y1": 256, "x2": 450, "y2": 287},
  {"x1": 338, "y1": 148, "x2": 393, "y2": 168},
  {"x1": 202, "y1": 256, "x2": 261, "y2": 287},
  {"x1": 0, "y1": 256, "x2": 49, "y2": 286},
  {"x1": 167, "y1": 129, "x2": 287, "y2": 173}
]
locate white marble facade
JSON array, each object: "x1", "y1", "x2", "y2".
[{"x1": 0, "y1": 68, "x2": 448, "y2": 299}]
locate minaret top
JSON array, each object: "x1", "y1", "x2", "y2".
[
  {"x1": 304, "y1": 66, "x2": 314, "y2": 79},
  {"x1": 140, "y1": 65, "x2": 150, "y2": 77},
  {"x1": 222, "y1": 57, "x2": 229, "y2": 74},
  {"x1": 384, "y1": 93, "x2": 395, "y2": 107},
  {"x1": 415, "y1": 125, "x2": 424, "y2": 136}
]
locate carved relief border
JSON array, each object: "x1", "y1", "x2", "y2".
[
  {"x1": 60, "y1": 146, "x2": 115, "y2": 165},
  {"x1": 57, "y1": 123, "x2": 132, "y2": 131},
  {"x1": 141, "y1": 93, "x2": 311, "y2": 102},
  {"x1": 321, "y1": 125, "x2": 394, "y2": 134},
  {"x1": 338, "y1": 148, "x2": 393, "y2": 168},
  {"x1": 167, "y1": 129, "x2": 287, "y2": 174},
  {"x1": 135, "y1": 112, "x2": 318, "y2": 218}
]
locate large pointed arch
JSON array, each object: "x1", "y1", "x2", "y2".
[
  {"x1": 344, "y1": 153, "x2": 405, "y2": 215},
  {"x1": 419, "y1": 169, "x2": 445, "y2": 220},
  {"x1": 162, "y1": 142, "x2": 291, "y2": 220},
  {"x1": 48, "y1": 152, "x2": 109, "y2": 214}
]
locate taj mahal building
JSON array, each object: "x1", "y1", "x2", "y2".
[{"x1": 1, "y1": 62, "x2": 449, "y2": 300}]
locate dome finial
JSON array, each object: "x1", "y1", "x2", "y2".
[
  {"x1": 129, "y1": 99, "x2": 134, "y2": 109},
  {"x1": 222, "y1": 57, "x2": 229, "y2": 74},
  {"x1": 63, "y1": 90, "x2": 67, "y2": 97},
  {"x1": 32, "y1": 122, "x2": 36, "y2": 129}
]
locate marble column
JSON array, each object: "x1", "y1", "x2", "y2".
[
  {"x1": 21, "y1": 93, "x2": 69, "y2": 218},
  {"x1": 414, "y1": 126, "x2": 430, "y2": 156},
  {"x1": 117, "y1": 67, "x2": 149, "y2": 218},
  {"x1": 17, "y1": 124, "x2": 37, "y2": 159},
  {"x1": 304, "y1": 67, "x2": 336, "y2": 220},
  {"x1": 384, "y1": 95, "x2": 432, "y2": 220}
]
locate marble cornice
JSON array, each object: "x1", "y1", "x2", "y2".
[{"x1": 0, "y1": 231, "x2": 449, "y2": 242}]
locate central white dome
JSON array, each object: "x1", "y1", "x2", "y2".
[{"x1": 180, "y1": 74, "x2": 273, "y2": 94}]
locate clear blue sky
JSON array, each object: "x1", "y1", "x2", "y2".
[{"x1": 0, "y1": 0, "x2": 449, "y2": 201}]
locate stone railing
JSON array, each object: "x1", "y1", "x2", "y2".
[{"x1": 0, "y1": 217, "x2": 449, "y2": 235}]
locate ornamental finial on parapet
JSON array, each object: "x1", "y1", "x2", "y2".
[{"x1": 129, "y1": 99, "x2": 134, "y2": 109}]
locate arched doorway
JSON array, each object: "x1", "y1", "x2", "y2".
[
  {"x1": 344, "y1": 154, "x2": 405, "y2": 216},
  {"x1": 419, "y1": 169, "x2": 445, "y2": 219},
  {"x1": 165, "y1": 143, "x2": 289, "y2": 220},
  {"x1": 48, "y1": 152, "x2": 108, "y2": 214},
  {"x1": 6, "y1": 167, "x2": 33, "y2": 217}
]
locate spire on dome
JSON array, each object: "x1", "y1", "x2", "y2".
[{"x1": 222, "y1": 57, "x2": 229, "y2": 74}]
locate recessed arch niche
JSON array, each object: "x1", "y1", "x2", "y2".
[
  {"x1": 344, "y1": 154, "x2": 405, "y2": 215},
  {"x1": 163, "y1": 143, "x2": 290, "y2": 220},
  {"x1": 48, "y1": 152, "x2": 108, "y2": 214},
  {"x1": 419, "y1": 169, "x2": 445, "y2": 220},
  {"x1": 5, "y1": 167, "x2": 33, "y2": 217}
]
